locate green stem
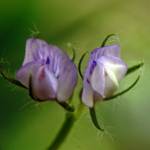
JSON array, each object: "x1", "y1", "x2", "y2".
[
  {"x1": 47, "y1": 104, "x2": 85, "y2": 150},
  {"x1": 47, "y1": 113, "x2": 75, "y2": 150}
]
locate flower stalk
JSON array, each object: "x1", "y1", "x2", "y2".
[
  {"x1": 47, "y1": 112, "x2": 76, "y2": 150},
  {"x1": 47, "y1": 103, "x2": 85, "y2": 150}
]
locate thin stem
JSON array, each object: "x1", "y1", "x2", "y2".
[
  {"x1": 47, "y1": 103, "x2": 85, "y2": 150},
  {"x1": 47, "y1": 113, "x2": 75, "y2": 150},
  {"x1": 58, "y1": 102, "x2": 75, "y2": 112}
]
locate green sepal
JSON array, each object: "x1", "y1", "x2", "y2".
[
  {"x1": 78, "y1": 52, "x2": 87, "y2": 79},
  {"x1": 71, "y1": 48, "x2": 76, "y2": 62},
  {"x1": 101, "y1": 34, "x2": 116, "y2": 47},
  {"x1": 126, "y1": 62, "x2": 144, "y2": 76},
  {"x1": 0, "y1": 70, "x2": 27, "y2": 89},
  {"x1": 104, "y1": 75, "x2": 140, "y2": 101},
  {"x1": 89, "y1": 107, "x2": 104, "y2": 131}
]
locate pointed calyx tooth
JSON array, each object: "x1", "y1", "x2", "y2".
[
  {"x1": 89, "y1": 107, "x2": 104, "y2": 131},
  {"x1": 0, "y1": 69, "x2": 27, "y2": 89},
  {"x1": 104, "y1": 75, "x2": 140, "y2": 101},
  {"x1": 101, "y1": 34, "x2": 116, "y2": 47},
  {"x1": 126, "y1": 62, "x2": 144, "y2": 76},
  {"x1": 78, "y1": 52, "x2": 88, "y2": 79}
]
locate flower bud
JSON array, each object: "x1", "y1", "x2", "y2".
[
  {"x1": 16, "y1": 38, "x2": 78, "y2": 102},
  {"x1": 82, "y1": 45, "x2": 127, "y2": 107}
]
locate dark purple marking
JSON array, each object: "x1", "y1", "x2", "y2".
[
  {"x1": 46, "y1": 57, "x2": 50, "y2": 64},
  {"x1": 89, "y1": 60, "x2": 97, "y2": 75},
  {"x1": 87, "y1": 78, "x2": 90, "y2": 84}
]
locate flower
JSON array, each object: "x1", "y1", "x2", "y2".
[
  {"x1": 82, "y1": 45, "x2": 127, "y2": 107},
  {"x1": 16, "y1": 38, "x2": 77, "y2": 102}
]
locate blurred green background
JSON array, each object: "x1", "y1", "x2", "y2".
[{"x1": 0, "y1": 0, "x2": 150, "y2": 150}]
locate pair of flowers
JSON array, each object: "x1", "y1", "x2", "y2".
[
  {"x1": 0, "y1": 35, "x2": 143, "y2": 130},
  {"x1": 0, "y1": 35, "x2": 142, "y2": 112},
  {"x1": 14, "y1": 37, "x2": 130, "y2": 109}
]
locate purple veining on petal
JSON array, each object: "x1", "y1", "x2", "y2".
[
  {"x1": 22, "y1": 38, "x2": 49, "y2": 65},
  {"x1": 46, "y1": 57, "x2": 50, "y2": 64},
  {"x1": 86, "y1": 79, "x2": 90, "y2": 84},
  {"x1": 90, "y1": 45, "x2": 120, "y2": 62},
  {"x1": 89, "y1": 60, "x2": 97, "y2": 75}
]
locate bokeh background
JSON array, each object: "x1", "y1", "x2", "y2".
[{"x1": 0, "y1": 0, "x2": 150, "y2": 150}]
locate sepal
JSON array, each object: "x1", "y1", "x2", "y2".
[
  {"x1": 0, "y1": 69, "x2": 27, "y2": 89},
  {"x1": 104, "y1": 75, "x2": 140, "y2": 101},
  {"x1": 78, "y1": 52, "x2": 88, "y2": 79},
  {"x1": 126, "y1": 62, "x2": 144, "y2": 76},
  {"x1": 101, "y1": 34, "x2": 116, "y2": 47},
  {"x1": 89, "y1": 107, "x2": 104, "y2": 131},
  {"x1": 71, "y1": 48, "x2": 76, "y2": 62}
]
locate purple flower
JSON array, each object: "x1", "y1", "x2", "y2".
[
  {"x1": 82, "y1": 45, "x2": 128, "y2": 107},
  {"x1": 16, "y1": 38, "x2": 77, "y2": 102}
]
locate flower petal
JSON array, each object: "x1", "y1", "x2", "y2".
[
  {"x1": 82, "y1": 81, "x2": 94, "y2": 108},
  {"x1": 91, "y1": 45, "x2": 120, "y2": 61},
  {"x1": 34, "y1": 44, "x2": 78, "y2": 102},
  {"x1": 90, "y1": 62, "x2": 105, "y2": 97},
  {"x1": 98, "y1": 56, "x2": 127, "y2": 97},
  {"x1": 23, "y1": 38, "x2": 49, "y2": 65},
  {"x1": 16, "y1": 61, "x2": 42, "y2": 87},
  {"x1": 57, "y1": 61, "x2": 77, "y2": 102},
  {"x1": 104, "y1": 72, "x2": 118, "y2": 97},
  {"x1": 32, "y1": 66, "x2": 58, "y2": 100},
  {"x1": 103, "y1": 45, "x2": 120, "y2": 57},
  {"x1": 99, "y1": 56, "x2": 127, "y2": 81}
]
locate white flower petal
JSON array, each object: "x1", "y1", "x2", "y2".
[
  {"x1": 82, "y1": 82, "x2": 94, "y2": 107},
  {"x1": 57, "y1": 63, "x2": 77, "y2": 102},
  {"x1": 98, "y1": 56, "x2": 127, "y2": 97},
  {"x1": 90, "y1": 62, "x2": 105, "y2": 97},
  {"x1": 16, "y1": 61, "x2": 41, "y2": 87}
]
